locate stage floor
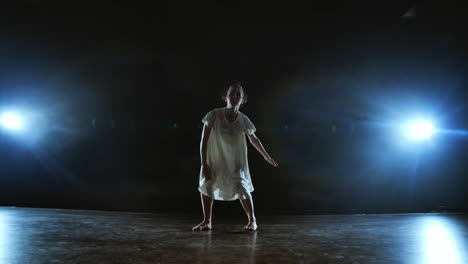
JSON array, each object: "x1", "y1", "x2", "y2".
[{"x1": 0, "y1": 207, "x2": 467, "y2": 263}]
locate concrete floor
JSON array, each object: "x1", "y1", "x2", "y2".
[{"x1": 0, "y1": 207, "x2": 467, "y2": 264}]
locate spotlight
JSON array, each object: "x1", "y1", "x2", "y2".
[
  {"x1": 1, "y1": 112, "x2": 23, "y2": 131},
  {"x1": 406, "y1": 120, "x2": 434, "y2": 140}
]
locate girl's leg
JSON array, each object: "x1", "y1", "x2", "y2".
[
  {"x1": 240, "y1": 196, "x2": 257, "y2": 230},
  {"x1": 192, "y1": 193, "x2": 213, "y2": 231}
]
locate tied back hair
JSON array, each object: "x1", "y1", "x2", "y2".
[{"x1": 221, "y1": 82, "x2": 248, "y2": 107}]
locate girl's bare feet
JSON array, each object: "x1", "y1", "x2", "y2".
[
  {"x1": 192, "y1": 221, "x2": 212, "y2": 231},
  {"x1": 244, "y1": 221, "x2": 257, "y2": 231}
]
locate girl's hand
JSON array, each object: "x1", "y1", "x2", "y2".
[
  {"x1": 202, "y1": 163, "x2": 211, "y2": 180},
  {"x1": 264, "y1": 156, "x2": 278, "y2": 167}
]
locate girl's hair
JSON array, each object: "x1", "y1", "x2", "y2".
[{"x1": 221, "y1": 82, "x2": 248, "y2": 106}]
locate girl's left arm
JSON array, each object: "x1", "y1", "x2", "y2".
[{"x1": 247, "y1": 133, "x2": 278, "y2": 167}]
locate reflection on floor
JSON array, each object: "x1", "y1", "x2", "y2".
[{"x1": 0, "y1": 207, "x2": 467, "y2": 263}]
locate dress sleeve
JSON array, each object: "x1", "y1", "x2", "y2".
[
  {"x1": 201, "y1": 109, "x2": 217, "y2": 128},
  {"x1": 243, "y1": 115, "x2": 256, "y2": 135}
]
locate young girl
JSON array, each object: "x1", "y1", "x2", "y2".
[{"x1": 192, "y1": 83, "x2": 278, "y2": 231}]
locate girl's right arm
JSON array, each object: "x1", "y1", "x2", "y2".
[{"x1": 200, "y1": 124, "x2": 212, "y2": 179}]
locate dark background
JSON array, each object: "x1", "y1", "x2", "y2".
[{"x1": 0, "y1": 2, "x2": 467, "y2": 215}]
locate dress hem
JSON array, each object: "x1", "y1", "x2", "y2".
[{"x1": 198, "y1": 188, "x2": 254, "y2": 201}]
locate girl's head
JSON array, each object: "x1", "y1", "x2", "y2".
[{"x1": 222, "y1": 83, "x2": 248, "y2": 108}]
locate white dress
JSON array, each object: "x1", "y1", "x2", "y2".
[{"x1": 198, "y1": 107, "x2": 256, "y2": 201}]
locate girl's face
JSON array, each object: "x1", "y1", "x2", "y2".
[{"x1": 226, "y1": 87, "x2": 244, "y2": 108}]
